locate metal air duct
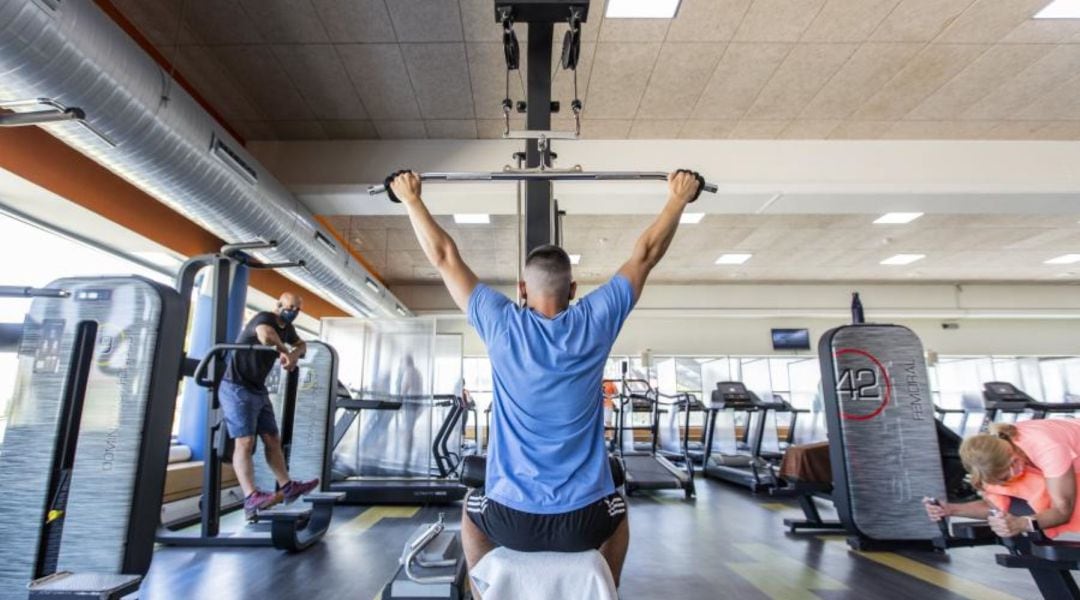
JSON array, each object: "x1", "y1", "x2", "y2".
[{"x1": 0, "y1": 0, "x2": 404, "y2": 318}]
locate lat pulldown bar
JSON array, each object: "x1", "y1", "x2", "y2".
[{"x1": 368, "y1": 170, "x2": 719, "y2": 198}]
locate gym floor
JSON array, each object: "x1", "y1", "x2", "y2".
[{"x1": 144, "y1": 481, "x2": 1039, "y2": 600}]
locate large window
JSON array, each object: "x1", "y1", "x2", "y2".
[{"x1": 0, "y1": 213, "x2": 174, "y2": 438}]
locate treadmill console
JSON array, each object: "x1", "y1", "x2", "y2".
[
  {"x1": 712, "y1": 382, "x2": 758, "y2": 410},
  {"x1": 982, "y1": 381, "x2": 1034, "y2": 409}
]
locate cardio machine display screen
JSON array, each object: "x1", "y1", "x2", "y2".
[{"x1": 771, "y1": 328, "x2": 811, "y2": 350}]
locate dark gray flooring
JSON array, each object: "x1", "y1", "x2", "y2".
[{"x1": 143, "y1": 480, "x2": 1043, "y2": 600}]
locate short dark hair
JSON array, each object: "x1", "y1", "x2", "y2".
[
  {"x1": 523, "y1": 245, "x2": 572, "y2": 297},
  {"x1": 525, "y1": 245, "x2": 571, "y2": 272}
]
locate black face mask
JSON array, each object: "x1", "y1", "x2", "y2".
[{"x1": 280, "y1": 308, "x2": 299, "y2": 324}]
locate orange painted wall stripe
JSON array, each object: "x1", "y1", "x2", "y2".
[
  {"x1": 314, "y1": 215, "x2": 388, "y2": 288},
  {"x1": 93, "y1": 0, "x2": 246, "y2": 145},
  {"x1": 0, "y1": 126, "x2": 345, "y2": 319}
]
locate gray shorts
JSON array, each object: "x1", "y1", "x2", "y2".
[{"x1": 219, "y1": 379, "x2": 279, "y2": 438}]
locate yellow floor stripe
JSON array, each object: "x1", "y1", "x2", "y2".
[
  {"x1": 727, "y1": 543, "x2": 847, "y2": 600},
  {"x1": 818, "y1": 538, "x2": 1021, "y2": 600},
  {"x1": 853, "y1": 550, "x2": 1021, "y2": 600},
  {"x1": 334, "y1": 505, "x2": 420, "y2": 536},
  {"x1": 758, "y1": 502, "x2": 790, "y2": 512}
]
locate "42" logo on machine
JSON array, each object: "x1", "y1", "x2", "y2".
[{"x1": 834, "y1": 348, "x2": 892, "y2": 421}]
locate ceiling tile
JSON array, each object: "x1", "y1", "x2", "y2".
[
  {"x1": 597, "y1": 18, "x2": 670, "y2": 42},
  {"x1": 851, "y1": 44, "x2": 988, "y2": 120},
  {"x1": 800, "y1": 42, "x2": 921, "y2": 119},
  {"x1": 691, "y1": 43, "x2": 791, "y2": 120},
  {"x1": 881, "y1": 120, "x2": 995, "y2": 139},
  {"x1": 583, "y1": 43, "x2": 661, "y2": 118},
  {"x1": 1001, "y1": 18, "x2": 1080, "y2": 44},
  {"x1": 311, "y1": 0, "x2": 396, "y2": 43},
  {"x1": 628, "y1": 120, "x2": 685, "y2": 139},
  {"x1": 386, "y1": 0, "x2": 464, "y2": 42},
  {"x1": 183, "y1": 0, "x2": 263, "y2": 44},
  {"x1": 320, "y1": 120, "x2": 378, "y2": 139},
  {"x1": 666, "y1": 0, "x2": 752, "y2": 42},
  {"x1": 476, "y1": 118, "x2": 524, "y2": 138},
  {"x1": 232, "y1": 120, "x2": 277, "y2": 140},
  {"x1": 679, "y1": 120, "x2": 738, "y2": 138},
  {"x1": 425, "y1": 120, "x2": 479, "y2": 139},
  {"x1": 460, "y1": 0, "x2": 509, "y2": 42},
  {"x1": 338, "y1": 44, "x2": 422, "y2": 120},
  {"x1": 468, "y1": 43, "x2": 518, "y2": 119},
  {"x1": 778, "y1": 120, "x2": 841, "y2": 138},
  {"x1": 1031, "y1": 121, "x2": 1080, "y2": 140},
  {"x1": 111, "y1": 0, "x2": 188, "y2": 47},
  {"x1": 268, "y1": 120, "x2": 327, "y2": 140},
  {"x1": 374, "y1": 120, "x2": 428, "y2": 138},
  {"x1": 870, "y1": 0, "x2": 974, "y2": 42},
  {"x1": 170, "y1": 45, "x2": 262, "y2": 120},
  {"x1": 1017, "y1": 74, "x2": 1080, "y2": 121},
  {"x1": 983, "y1": 120, "x2": 1055, "y2": 140},
  {"x1": 212, "y1": 45, "x2": 313, "y2": 119},
  {"x1": 273, "y1": 45, "x2": 368, "y2": 120},
  {"x1": 239, "y1": 0, "x2": 329, "y2": 43},
  {"x1": 580, "y1": 119, "x2": 633, "y2": 138},
  {"x1": 964, "y1": 45, "x2": 1080, "y2": 120},
  {"x1": 745, "y1": 43, "x2": 858, "y2": 120},
  {"x1": 827, "y1": 120, "x2": 893, "y2": 138},
  {"x1": 734, "y1": 0, "x2": 828, "y2": 42},
  {"x1": 402, "y1": 43, "x2": 475, "y2": 119},
  {"x1": 637, "y1": 43, "x2": 727, "y2": 119},
  {"x1": 729, "y1": 120, "x2": 790, "y2": 139},
  {"x1": 801, "y1": 0, "x2": 899, "y2": 42},
  {"x1": 907, "y1": 44, "x2": 1051, "y2": 120},
  {"x1": 936, "y1": 0, "x2": 1049, "y2": 43}
]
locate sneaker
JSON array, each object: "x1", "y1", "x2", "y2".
[
  {"x1": 243, "y1": 490, "x2": 282, "y2": 521},
  {"x1": 281, "y1": 478, "x2": 320, "y2": 504}
]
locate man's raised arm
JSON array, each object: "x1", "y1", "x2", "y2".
[
  {"x1": 391, "y1": 171, "x2": 479, "y2": 312},
  {"x1": 617, "y1": 170, "x2": 701, "y2": 303}
]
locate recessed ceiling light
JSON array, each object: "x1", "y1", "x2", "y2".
[
  {"x1": 606, "y1": 0, "x2": 682, "y2": 19},
  {"x1": 454, "y1": 214, "x2": 490, "y2": 224},
  {"x1": 1035, "y1": 0, "x2": 1080, "y2": 19},
  {"x1": 880, "y1": 254, "x2": 926, "y2": 266},
  {"x1": 1045, "y1": 254, "x2": 1080, "y2": 265},
  {"x1": 680, "y1": 213, "x2": 705, "y2": 224},
  {"x1": 715, "y1": 253, "x2": 752, "y2": 265},
  {"x1": 874, "y1": 212, "x2": 924, "y2": 225},
  {"x1": 133, "y1": 251, "x2": 182, "y2": 267},
  {"x1": 568, "y1": 254, "x2": 581, "y2": 265}
]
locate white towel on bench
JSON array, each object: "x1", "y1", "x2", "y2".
[{"x1": 470, "y1": 548, "x2": 618, "y2": 600}]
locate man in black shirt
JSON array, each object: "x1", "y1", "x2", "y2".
[{"x1": 219, "y1": 291, "x2": 319, "y2": 519}]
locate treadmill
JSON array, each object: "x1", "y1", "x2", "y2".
[
  {"x1": 612, "y1": 362, "x2": 695, "y2": 500},
  {"x1": 981, "y1": 381, "x2": 1080, "y2": 430},
  {"x1": 701, "y1": 382, "x2": 782, "y2": 493},
  {"x1": 330, "y1": 391, "x2": 468, "y2": 504}
]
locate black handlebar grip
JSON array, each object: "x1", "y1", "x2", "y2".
[
  {"x1": 384, "y1": 170, "x2": 404, "y2": 203},
  {"x1": 675, "y1": 169, "x2": 705, "y2": 203}
]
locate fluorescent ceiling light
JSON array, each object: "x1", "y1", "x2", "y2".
[
  {"x1": 568, "y1": 254, "x2": 581, "y2": 265},
  {"x1": 1045, "y1": 254, "x2": 1080, "y2": 265},
  {"x1": 133, "y1": 251, "x2": 181, "y2": 268},
  {"x1": 715, "y1": 253, "x2": 752, "y2": 265},
  {"x1": 1035, "y1": 0, "x2": 1080, "y2": 19},
  {"x1": 454, "y1": 214, "x2": 490, "y2": 224},
  {"x1": 680, "y1": 213, "x2": 705, "y2": 224},
  {"x1": 606, "y1": 0, "x2": 682, "y2": 18},
  {"x1": 874, "y1": 212, "x2": 924, "y2": 225},
  {"x1": 880, "y1": 254, "x2": 926, "y2": 266}
]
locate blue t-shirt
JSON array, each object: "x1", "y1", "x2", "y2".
[{"x1": 468, "y1": 275, "x2": 636, "y2": 514}]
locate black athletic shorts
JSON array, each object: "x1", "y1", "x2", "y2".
[{"x1": 465, "y1": 490, "x2": 626, "y2": 552}]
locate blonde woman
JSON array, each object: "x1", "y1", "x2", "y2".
[{"x1": 923, "y1": 419, "x2": 1080, "y2": 539}]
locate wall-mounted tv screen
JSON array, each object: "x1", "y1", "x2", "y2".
[{"x1": 772, "y1": 328, "x2": 810, "y2": 350}]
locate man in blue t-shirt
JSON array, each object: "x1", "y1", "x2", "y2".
[{"x1": 390, "y1": 170, "x2": 701, "y2": 591}]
